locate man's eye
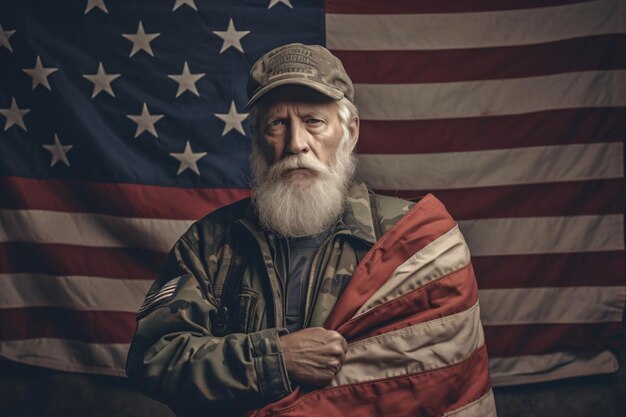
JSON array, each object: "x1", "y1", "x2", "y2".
[
  {"x1": 267, "y1": 120, "x2": 284, "y2": 128},
  {"x1": 306, "y1": 118, "x2": 323, "y2": 125}
]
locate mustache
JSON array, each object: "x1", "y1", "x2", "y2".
[{"x1": 266, "y1": 154, "x2": 330, "y2": 178}]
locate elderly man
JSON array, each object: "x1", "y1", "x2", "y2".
[{"x1": 127, "y1": 43, "x2": 495, "y2": 417}]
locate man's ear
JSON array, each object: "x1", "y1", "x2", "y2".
[{"x1": 348, "y1": 116, "x2": 359, "y2": 151}]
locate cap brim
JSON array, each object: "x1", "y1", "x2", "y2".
[{"x1": 245, "y1": 78, "x2": 344, "y2": 109}]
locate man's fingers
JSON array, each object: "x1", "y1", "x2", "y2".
[
  {"x1": 328, "y1": 357, "x2": 342, "y2": 370},
  {"x1": 327, "y1": 330, "x2": 348, "y2": 350},
  {"x1": 340, "y1": 335, "x2": 349, "y2": 352},
  {"x1": 280, "y1": 327, "x2": 350, "y2": 385}
]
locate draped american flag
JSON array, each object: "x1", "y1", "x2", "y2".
[{"x1": 0, "y1": 0, "x2": 623, "y2": 386}]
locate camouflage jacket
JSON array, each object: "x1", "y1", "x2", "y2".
[{"x1": 126, "y1": 181, "x2": 414, "y2": 417}]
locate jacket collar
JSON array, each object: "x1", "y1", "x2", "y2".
[{"x1": 340, "y1": 180, "x2": 378, "y2": 245}]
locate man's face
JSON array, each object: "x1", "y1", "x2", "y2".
[
  {"x1": 249, "y1": 86, "x2": 359, "y2": 237},
  {"x1": 255, "y1": 86, "x2": 350, "y2": 189}
]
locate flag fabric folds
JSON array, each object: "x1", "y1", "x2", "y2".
[
  {"x1": 248, "y1": 194, "x2": 496, "y2": 417},
  {"x1": 326, "y1": 0, "x2": 626, "y2": 385},
  {"x1": 0, "y1": 0, "x2": 624, "y2": 388}
]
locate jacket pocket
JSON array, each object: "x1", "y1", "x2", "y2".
[{"x1": 238, "y1": 288, "x2": 259, "y2": 333}]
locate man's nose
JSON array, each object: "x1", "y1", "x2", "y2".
[{"x1": 285, "y1": 121, "x2": 310, "y2": 155}]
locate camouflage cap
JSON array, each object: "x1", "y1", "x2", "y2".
[{"x1": 246, "y1": 43, "x2": 354, "y2": 108}]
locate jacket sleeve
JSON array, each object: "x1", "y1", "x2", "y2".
[{"x1": 125, "y1": 232, "x2": 292, "y2": 415}]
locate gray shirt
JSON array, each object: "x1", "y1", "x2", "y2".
[{"x1": 275, "y1": 228, "x2": 333, "y2": 332}]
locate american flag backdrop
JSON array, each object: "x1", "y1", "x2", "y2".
[{"x1": 0, "y1": 0, "x2": 624, "y2": 387}]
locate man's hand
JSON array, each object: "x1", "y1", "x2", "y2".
[{"x1": 279, "y1": 327, "x2": 349, "y2": 386}]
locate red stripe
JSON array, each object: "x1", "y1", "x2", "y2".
[
  {"x1": 0, "y1": 242, "x2": 166, "y2": 280},
  {"x1": 326, "y1": 0, "x2": 591, "y2": 14},
  {"x1": 484, "y1": 322, "x2": 622, "y2": 357},
  {"x1": 378, "y1": 179, "x2": 623, "y2": 220},
  {"x1": 357, "y1": 108, "x2": 625, "y2": 154},
  {"x1": 338, "y1": 264, "x2": 477, "y2": 341},
  {"x1": 0, "y1": 177, "x2": 250, "y2": 220},
  {"x1": 0, "y1": 308, "x2": 135, "y2": 343},
  {"x1": 474, "y1": 251, "x2": 625, "y2": 289},
  {"x1": 252, "y1": 346, "x2": 491, "y2": 417},
  {"x1": 325, "y1": 194, "x2": 456, "y2": 330},
  {"x1": 335, "y1": 35, "x2": 626, "y2": 83}
]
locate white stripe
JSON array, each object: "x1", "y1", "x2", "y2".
[
  {"x1": 326, "y1": 0, "x2": 624, "y2": 50},
  {"x1": 0, "y1": 339, "x2": 128, "y2": 377},
  {"x1": 140, "y1": 287, "x2": 177, "y2": 308},
  {"x1": 0, "y1": 273, "x2": 150, "y2": 312},
  {"x1": 138, "y1": 290, "x2": 177, "y2": 313},
  {"x1": 141, "y1": 278, "x2": 180, "y2": 303},
  {"x1": 354, "y1": 70, "x2": 626, "y2": 120},
  {"x1": 479, "y1": 286, "x2": 626, "y2": 325},
  {"x1": 459, "y1": 214, "x2": 624, "y2": 256},
  {"x1": 331, "y1": 302, "x2": 484, "y2": 387},
  {"x1": 0, "y1": 209, "x2": 193, "y2": 252},
  {"x1": 141, "y1": 289, "x2": 176, "y2": 306},
  {"x1": 142, "y1": 283, "x2": 178, "y2": 303},
  {"x1": 443, "y1": 390, "x2": 496, "y2": 417},
  {"x1": 358, "y1": 142, "x2": 623, "y2": 190},
  {"x1": 489, "y1": 350, "x2": 619, "y2": 386},
  {"x1": 356, "y1": 225, "x2": 469, "y2": 316}
]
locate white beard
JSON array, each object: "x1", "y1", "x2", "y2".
[{"x1": 250, "y1": 139, "x2": 356, "y2": 238}]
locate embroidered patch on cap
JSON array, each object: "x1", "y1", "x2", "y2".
[{"x1": 137, "y1": 277, "x2": 181, "y2": 316}]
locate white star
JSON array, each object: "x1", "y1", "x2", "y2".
[
  {"x1": 0, "y1": 24, "x2": 16, "y2": 52},
  {"x1": 127, "y1": 102, "x2": 164, "y2": 138},
  {"x1": 0, "y1": 98, "x2": 30, "y2": 131},
  {"x1": 83, "y1": 62, "x2": 121, "y2": 98},
  {"x1": 268, "y1": 0, "x2": 293, "y2": 9},
  {"x1": 43, "y1": 134, "x2": 73, "y2": 167},
  {"x1": 168, "y1": 61, "x2": 205, "y2": 97},
  {"x1": 122, "y1": 21, "x2": 160, "y2": 57},
  {"x1": 173, "y1": 0, "x2": 198, "y2": 11},
  {"x1": 23, "y1": 55, "x2": 58, "y2": 90},
  {"x1": 212, "y1": 18, "x2": 250, "y2": 54},
  {"x1": 84, "y1": 0, "x2": 108, "y2": 14},
  {"x1": 215, "y1": 101, "x2": 248, "y2": 136},
  {"x1": 170, "y1": 141, "x2": 207, "y2": 175}
]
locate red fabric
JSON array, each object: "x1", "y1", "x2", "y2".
[
  {"x1": 473, "y1": 251, "x2": 624, "y2": 289},
  {"x1": 336, "y1": 35, "x2": 626, "y2": 84},
  {"x1": 0, "y1": 308, "x2": 135, "y2": 343},
  {"x1": 0, "y1": 242, "x2": 166, "y2": 279},
  {"x1": 252, "y1": 347, "x2": 491, "y2": 417},
  {"x1": 0, "y1": 176, "x2": 250, "y2": 220},
  {"x1": 485, "y1": 322, "x2": 622, "y2": 357},
  {"x1": 357, "y1": 108, "x2": 624, "y2": 154},
  {"x1": 381, "y1": 179, "x2": 623, "y2": 220},
  {"x1": 249, "y1": 194, "x2": 491, "y2": 417},
  {"x1": 325, "y1": 194, "x2": 456, "y2": 330},
  {"x1": 326, "y1": 0, "x2": 590, "y2": 14},
  {"x1": 338, "y1": 264, "x2": 477, "y2": 341}
]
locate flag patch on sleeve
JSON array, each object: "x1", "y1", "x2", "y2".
[{"x1": 137, "y1": 277, "x2": 181, "y2": 316}]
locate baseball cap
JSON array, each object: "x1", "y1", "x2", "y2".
[{"x1": 246, "y1": 43, "x2": 354, "y2": 108}]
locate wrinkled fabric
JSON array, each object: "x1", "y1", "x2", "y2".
[
  {"x1": 126, "y1": 181, "x2": 414, "y2": 417},
  {"x1": 247, "y1": 194, "x2": 496, "y2": 417}
]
